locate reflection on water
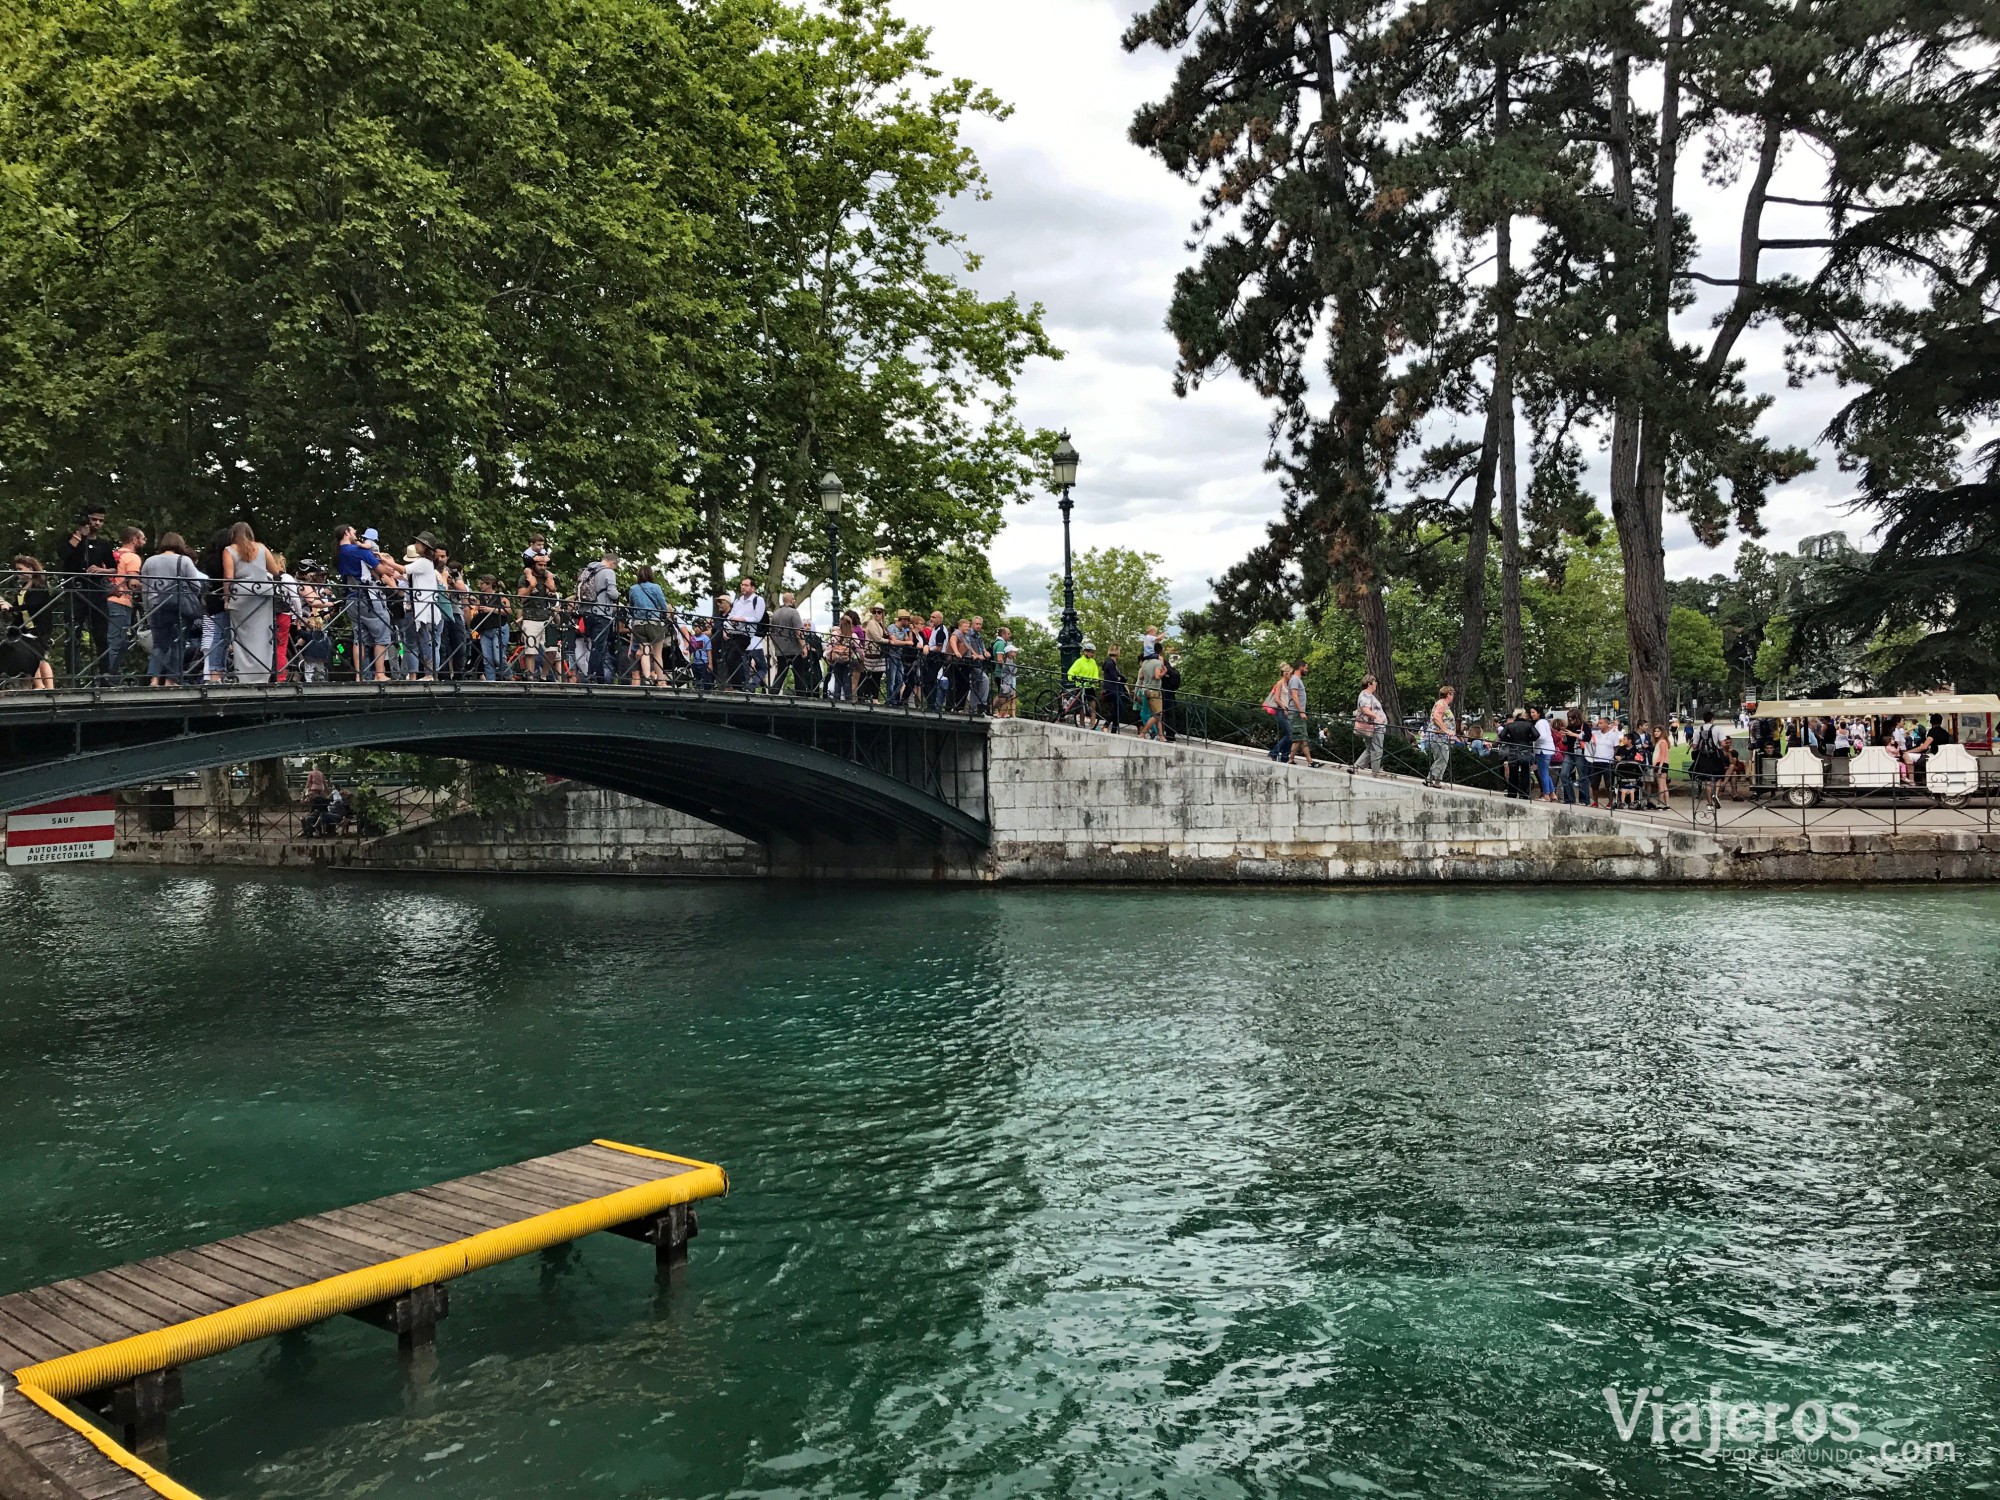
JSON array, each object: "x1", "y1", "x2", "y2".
[{"x1": 2, "y1": 870, "x2": 1997, "y2": 1496}]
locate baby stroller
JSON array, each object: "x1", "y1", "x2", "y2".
[{"x1": 1612, "y1": 759, "x2": 1652, "y2": 811}]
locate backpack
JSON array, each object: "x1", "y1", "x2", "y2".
[{"x1": 1690, "y1": 725, "x2": 1727, "y2": 774}]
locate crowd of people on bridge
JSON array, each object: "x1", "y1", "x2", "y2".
[{"x1": 0, "y1": 510, "x2": 1033, "y2": 716}]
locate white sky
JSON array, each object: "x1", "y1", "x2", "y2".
[{"x1": 895, "y1": 0, "x2": 1864, "y2": 625}]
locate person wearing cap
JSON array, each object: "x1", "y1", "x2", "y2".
[
  {"x1": 1067, "y1": 640, "x2": 1102, "y2": 728},
  {"x1": 334, "y1": 524, "x2": 400, "y2": 681},
  {"x1": 991, "y1": 626, "x2": 1018, "y2": 717}
]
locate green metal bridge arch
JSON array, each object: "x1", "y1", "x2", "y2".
[{"x1": 0, "y1": 684, "x2": 990, "y2": 849}]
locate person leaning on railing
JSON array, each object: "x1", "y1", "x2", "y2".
[
  {"x1": 0, "y1": 555, "x2": 55, "y2": 690},
  {"x1": 517, "y1": 555, "x2": 559, "y2": 681},
  {"x1": 335, "y1": 525, "x2": 400, "y2": 682},
  {"x1": 139, "y1": 535, "x2": 203, "y2": 687}
]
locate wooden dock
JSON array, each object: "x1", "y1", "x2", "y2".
[{"x1": 0, "y1": 1140, "x2": 727, "y2": 1500}]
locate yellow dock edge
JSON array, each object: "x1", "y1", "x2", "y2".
[{"x1": 5, "y1": 1141, "x2": 727, "y2": 1500}]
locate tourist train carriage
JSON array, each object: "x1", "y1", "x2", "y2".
[{"x1": 1746, "y1": 693, "x2": 2000, "y2": 808}]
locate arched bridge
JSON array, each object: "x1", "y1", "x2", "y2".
[{"x1": 0, "y1": 684, "x2": 991, "y2": 850}]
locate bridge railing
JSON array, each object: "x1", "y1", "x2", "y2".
[{"x1": 0, "y1": 569, "x2": 1004, "y2": 719}]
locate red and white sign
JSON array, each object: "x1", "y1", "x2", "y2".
[{"x1": 6, "y1": 795, "x2": 117, "y2": 867}]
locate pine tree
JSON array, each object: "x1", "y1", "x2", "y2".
[{"x1": 1124, "y1": 0, "x2": 1455, "y2": 724}]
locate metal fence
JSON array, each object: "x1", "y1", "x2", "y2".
[
  {"x1": 116, "y1": 781, "x2": 463, "y2": 842},
  {"x1": 0, "y1": 569, "x2": 1012, "y2": 709}
]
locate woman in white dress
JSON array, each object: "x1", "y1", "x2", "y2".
[{"x1": 221, "y1": 522, "x2": 279, "y2": 683}]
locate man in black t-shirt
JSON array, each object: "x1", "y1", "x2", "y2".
[{"x1": 57, "y1": 506, "x2": 114, "y2": 677}]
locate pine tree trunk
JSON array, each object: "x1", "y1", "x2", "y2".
[
  {"x1": 1355, "y1": 575, "x2": 1401, "y2": 726},
  {"x1": 1623, "y1": 433, "x2": 1673, "y2": 726},
  {"x1": 1445, "y1": 401, "x2": 1500, "y2": 697},
  {"x1": 1495, "y1": 62, "x2": 1525, "y2": 710}
]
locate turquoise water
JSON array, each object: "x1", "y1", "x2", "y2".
[{"x1": 1, "y1": 870, "x2": 1997, "y2": 1496}]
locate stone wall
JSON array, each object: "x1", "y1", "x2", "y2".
[
  {"x1": 109, "y1": 718, "x2": 2000, "y2": 883},
  {"x1": 982, "y1": 719, "x2": 1727, "y2": 882},
  {"x1": 116, "y1": 786, "x2": 767, "y2": 878}
]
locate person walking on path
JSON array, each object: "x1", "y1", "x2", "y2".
[
  {"x1": 1265, "y1": 663, "x2": 1294, "y2": 761},
  {"x1": 1425, "y1": 685, "x2": 1458, "y2": 787},
  {"x1": 1159, "y1": 650, "x2": 1181, "y2": 741},
  {"x1": 1352, "y1": 674, "x2": 1387, "y2": 773},
  {"x1": 1099, "y1": 647, "x2": 1128, "y2": 733},
  {"x1": 992, "y1": 627, "x2": 1019, "y2": 717},
  {"x1": 1135, "y1": 649, "x2": 1166, "y2": 739},
  {"x1": 1283, "y1": 662, "x2": 1312, "y2": 766}
]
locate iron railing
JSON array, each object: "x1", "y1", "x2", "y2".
[{"x1": 0, "y1": 569, "x2": 1004, "y2": 718}]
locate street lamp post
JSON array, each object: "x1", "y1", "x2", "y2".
[
  {"x1": 1052, "y1": 432, "x2": 1082, "y2": 672},
  {"x1": 819, "y1": 471, "x2": 846, "y2": 624}
]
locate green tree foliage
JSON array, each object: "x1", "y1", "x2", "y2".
[
  {"x1": 0, "y1": 0, "x2": 773, "y2": 569},
  {"x1": 1754, "y1": 615, "x2": 1794, "y2": 694},
  {"x1": 1790, "y1": 19, "x2": 2000, "y2": 691},
  {"x1": 1179, "y1": 531, "x2": 1626, "y2": 715},
  {"x1": 1667, "y1": 606, "x2": 1727, "y2": 694},
  {"x1": 881, "y1": 544, "x2": 1011, "y2": 626},
  {"x1": 684, "y1": 0, "x2": 1057, "y2": 603},
  {"x1": 1048, "y1": 546, "x2": 1171, "y2": 668},
  {"x1": 0, "y1": 0, "x2": 1054, "y2": 588}
]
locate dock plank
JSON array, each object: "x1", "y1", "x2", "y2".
[
  {"x1": 19, "y1": 1286, "x2": 157, "y2": 1346},
  {"x1": 183, "y1": 1240, "x2": 316, "y2": 1296},
  {"x1": 297, "y1": 1208, "x2": 445, "y2": 1257},
  {"x1": 499, "y1": 1156, "x2": 646, "y2": 1195},
  {"x1": 414, "y1": 1177, "x2": 577, "y2": 1221},
  {"x1": 227, "y1": 1227, "x2": 374, "y2": 1283},
  {"x1": 336, "y1": 1194, "x2": 496, "y2": 1242},
  {"x1": 53, "y1": 1271, "x2": 215, "y2": 1330},
  {"x1": 501, "y1": 1160, "x2": 661, "y2": 1207},
  {"x1": 376, "y1": 1191, "x2": 512, "y2": 1238},
  {"x1": 101, "y1": 1256, "x2": 264, "y2": 1312}
]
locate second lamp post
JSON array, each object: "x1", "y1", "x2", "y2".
[
  {"x1": 1052, "y1": 433, "x2": 1082, "y2": 671},
  {"x1": 819, "y1": 471, "x2": 845, "y2": 623}
]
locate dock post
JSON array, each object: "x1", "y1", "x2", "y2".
[
  {"x1": 108, "y1": 1368, "x2": 183, "y2": 1467},
  {"x1": 347, "y1": 1283, "x2": 451, "y2": 1382},
  {"x1": 608, "y1": 1204, "x2": 699, "y2": 1275},
  {"x1": 658, "y1": 1204, "x2": 698, "y2": 1271}
]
